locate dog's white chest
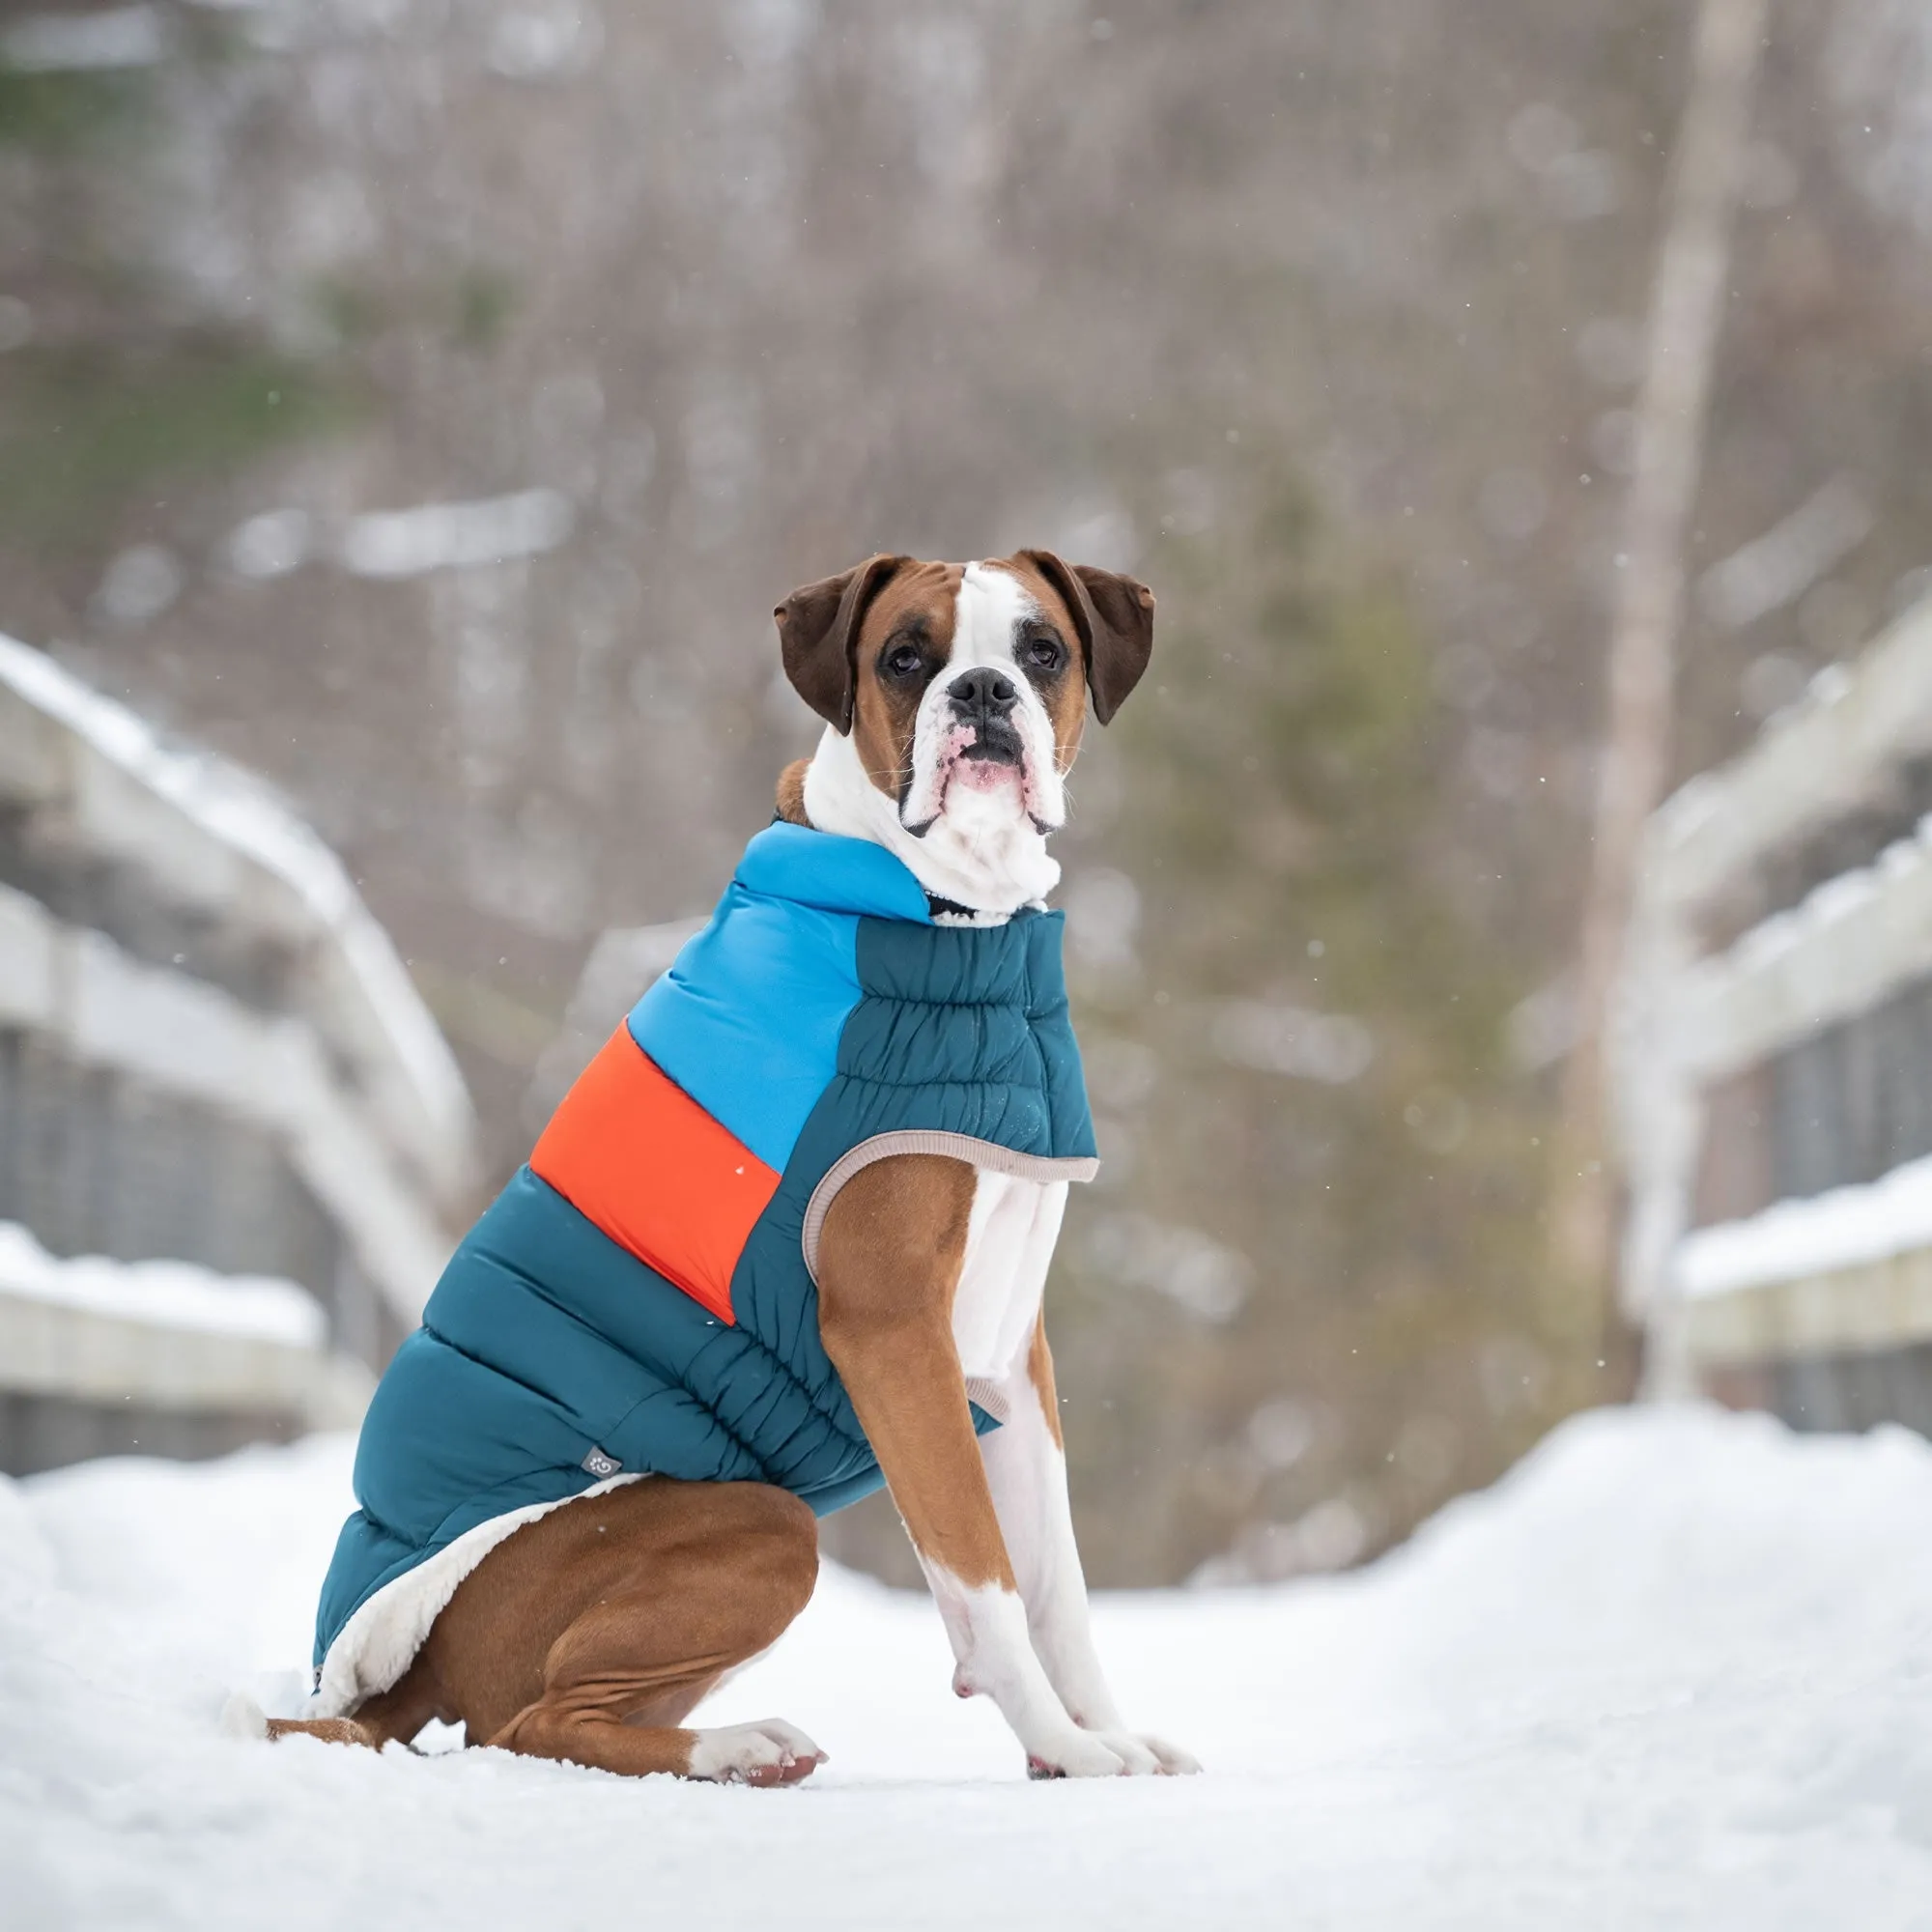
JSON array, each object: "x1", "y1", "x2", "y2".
[{"x1": 951, "y1": 1170, "x2": 1067, "y2": 1382}]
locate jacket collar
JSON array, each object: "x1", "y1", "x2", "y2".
[{"x1": 737, "y1": 822, "x2": 935, "y2": 923}]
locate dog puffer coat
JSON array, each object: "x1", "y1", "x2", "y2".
[{"x1": 309, "y1": 822, "x2": 1098, "y2": 1714}]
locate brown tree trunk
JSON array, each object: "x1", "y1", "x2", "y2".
[{"x1": 1548, "y1": 0, "x2": 1771, "y2": 1337}]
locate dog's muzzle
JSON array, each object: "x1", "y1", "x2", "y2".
[{"x1": 947, "y1": 668, "x2": 1024, "y2": 769}]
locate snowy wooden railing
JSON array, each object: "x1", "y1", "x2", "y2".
[
  {"x1": 0, "y1": 1219, "x2": 371, "y2": 1427},
  {"x1": 0, "y1": 635, "x2": 476, "y2": 1458},
  {"x1": 1620, "y1": 593, "x2": 1932, "y2": 1399}
]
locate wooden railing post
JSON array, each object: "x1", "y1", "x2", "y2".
[{"x1": 1549, "y1": 0, "x2": 1772, "y2": 1345}]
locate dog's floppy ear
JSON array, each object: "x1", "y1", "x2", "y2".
[
  {"x1": 1016, "y1": 551, "x2": 1155, "y2": 725},
  {"x1": 775, "y1": 554, "x2": 909, "y2": 733}
]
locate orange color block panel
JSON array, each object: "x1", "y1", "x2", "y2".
[{"x1": 529, "y1": 1027, "x2": 778, "y2": 1325}]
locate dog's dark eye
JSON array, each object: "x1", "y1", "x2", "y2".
[
  {"x1": 884, "y1": 643, "x2": 924, "y2": 678},
  {"x1": 1022, "y1": 635, "x2": 1064, "y2": 672}
]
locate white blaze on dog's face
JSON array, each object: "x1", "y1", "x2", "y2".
[
  {"x1": 899, "y1": 563, "x2": 1068, "y2": 849},
  {"x1": 777, "y1": 553, "x2": 1154, "y2": 917}
]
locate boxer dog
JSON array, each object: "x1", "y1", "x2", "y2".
[{"x1": 262, "y1": 553, "x2": 1197, "y2": 1784}]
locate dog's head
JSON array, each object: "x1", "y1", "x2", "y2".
[{"x1": 776, "y1": 554, "x2": 1154, "y2": 913}]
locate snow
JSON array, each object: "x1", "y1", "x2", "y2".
[
  {"x1": 0, "y1": 1217, "x2": 325, "y2": 1348},
  {"x1": 0, "y1": 631, "x2": 472, "y2": 1172},
  {"x1": 0, "y1": 7, "x2": 166, "y2": 74},
  {"x1": 339, "y1": 489, "x2": 573, "y2": 579},
  {"x1": 1697, "y1": 474, "x2": 1874, "y2": 633},
  {"x1": 0, "y1": 631, "x2": 353, "y2": 924},
  {"x1": 1679, "y1": 1149, "x2": 1932, "y2": 1297},
  {"x1": 7, "y1": 1406, "x2": 1932, "y2": 1925},
  {"x1": 228, "y1": 490, "x2": 577, "y2": 584}
]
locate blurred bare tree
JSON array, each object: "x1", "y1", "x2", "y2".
[
  {"x1": 1549, "y1": 0, "x2": 1768, "y2": 1348},
  {"x1": 5, "y1": 0, "x2": 1932, "y2": 1582}
]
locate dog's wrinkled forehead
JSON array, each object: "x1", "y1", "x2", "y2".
[
  {"x1": 854, "y1": 559, "x2": 966, "y2": 661},
  {"x1": 852, "y1": 557, "x2": 1081, "y2": 670}
]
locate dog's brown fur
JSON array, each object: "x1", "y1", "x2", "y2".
[
  {"x1": 815, "y1": 1152, "x2": 1013, "y2": 1590},
  {"x1": 775, "y1": 755, "x2": 810, "y2": 827},
  {"x1": 1027, "y1": 1308, "x2": 1065, "y2": 1451}
]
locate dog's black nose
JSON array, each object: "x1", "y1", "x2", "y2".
[{"x1": 948, "y1": 668, "x2": 1018, "y2": 716}]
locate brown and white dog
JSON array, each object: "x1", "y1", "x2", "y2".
[{"x1": 264, "y1": 553, "x2": 1197, "y2": 1784}]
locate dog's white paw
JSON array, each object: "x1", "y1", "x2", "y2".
[
  {"x1": 686, "y1": 1718, "x2": 827, "y2": 1786},
  {"x1": 1102, "y1": 1730, "x2": 1202, "y2": 1776},
  {"x1": 1027, "y1": 1727, "x2": 1203, "y2": 1778},
  {"x1": 218, "y1": 1692, "x2": 269, "y2": 1741},
  {"x1": 1024, "y1": 1727, "x2": 1136, "y2": 1779}
]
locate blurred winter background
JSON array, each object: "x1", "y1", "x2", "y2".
[{"x1": 7, "y1": 0, "x2": 1932, "y2": 1600}]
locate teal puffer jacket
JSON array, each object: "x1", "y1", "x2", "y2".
[{"x1": 311, "y1": 823, "x2": 1097, "y2": 1697}]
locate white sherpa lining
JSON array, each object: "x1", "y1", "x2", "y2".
[{"x1": 309, "y1": 1473, "x2": 644, "y2": 1719}]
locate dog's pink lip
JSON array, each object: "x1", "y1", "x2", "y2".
[
  {"x1": 902, "y1": 725, "x2": 1055, "y2": 836},
  {"x1": 950, "y1": 757, "x2": 1023, "y2": 793}
]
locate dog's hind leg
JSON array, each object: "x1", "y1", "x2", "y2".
[
  {"x1": 426, "y1": 1476, "x2": 826, "y2": 1782},
  {"x1": 267, "y1": 1478, "x2": 821, "y2": 1778}
]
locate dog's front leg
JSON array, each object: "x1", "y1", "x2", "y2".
[
  {"x1": 979, "y1": 1310, "x2": 1200, "y2": 1775},
  {"x1": 817, "y1": 1154, "x2": 1134, "y2": 1777}
]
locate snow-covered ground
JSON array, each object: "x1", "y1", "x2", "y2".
[{"x1": 6, "y1": 1405, "x2": 1932, "y2": 1929}]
